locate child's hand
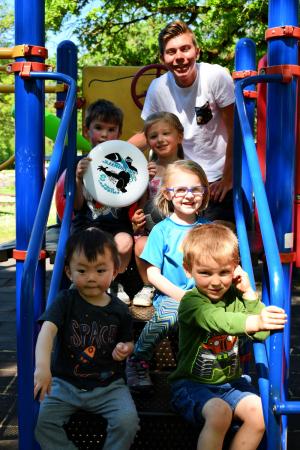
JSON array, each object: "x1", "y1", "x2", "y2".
[
  {"x1": 34, "y1": 367, "x2": 52, "y2": 402},
  {"x1": 76, "y1": 157, "x2": 92, "y2": 180},
  {"x1": 258, "y1": 305, "x2": 287, "y2": 331},
  {"x1": 112, "y1": 342, "x2": 133, "y2": 361},
  {"x1": 233, "y1": 265, "x2": 257, "y2": 299},
  {"x1": 147, "y1": 161, "x2": 157, "y2": 180},
  {"x1": 246, "y1": 305, "x2": 287, "y2": 333},
  {"x1": 132, "y1": 208, "x2": 146, "y2": 233}
]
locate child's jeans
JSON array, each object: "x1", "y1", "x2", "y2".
[
  {"x1": 133, "y1": 295, "x2": 179, "y2": 361},
  {"x1": 35, "y1": 377, "x2": 139, "y2": 450},
  {"x1": 170, "y1": 376, "x2": 258, "y2": 425}
]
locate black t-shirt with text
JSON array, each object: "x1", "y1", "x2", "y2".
[{"x1": 39, "y1": 289, "x2": 133, "y2": 390}]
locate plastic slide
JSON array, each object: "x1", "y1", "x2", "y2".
[
  {"x1": 45, "y1": 110, "x2": 91, "y2": 152},
  {"x1": 12, "y1": 107, "x2": 91, "y2": 152}
]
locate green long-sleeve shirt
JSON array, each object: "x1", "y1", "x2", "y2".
[{"x1": 169, "y1": 286, "x2": 269, "y2": 385}]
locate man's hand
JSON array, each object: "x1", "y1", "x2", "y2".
[
  {"x1": 212, "y1": 103, "x2": 234, "y2": 202},
  {"x1": 209, "y1": 174, "x2": 232, "y2": 203}
]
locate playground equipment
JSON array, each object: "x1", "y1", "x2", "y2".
[
  {"x1": 0, "y1": 0, "x2": 300, "y2": 448},
  {"x1": 130, "y1": 63, "x2": 168, "y2": 110},
  {"x1": 44, "y1": 110, "x2": 91, "y2": 152},
  {"x1": 0, "y1": 153, "x2": 14, "y2": 170}
]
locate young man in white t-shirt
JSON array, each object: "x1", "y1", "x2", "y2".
[{"x1": 129, "y1": 20, "x2": 235, "y2": 223}]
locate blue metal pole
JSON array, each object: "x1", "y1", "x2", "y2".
[
  {"x1": 56, "y1": 40, "x2": 78, "y2": 176},
  {"x1": 267, "y1": 2, "x2": 298, "y2": 449},
  {"x1": 235, "y1": 73, "x2": 288, "y2": 450},
  {"x1": 234, "y1": 38, "x2": 256, "y2": 230},
  {"x1": 14, "y1": 1, "x2": 45, "y2": 449},
  {"x1": 233, "y1": 38, "x2": 256, "y2": 283},
  {"x1": 20, "y1": 71, "x2": 76, "y2": 449},
  {"x1": 48, "y1": 41, "x2": 78, "y2": 301},
  {"x1": 234, "y1": 39, "x2": 270, "y2": 433}
]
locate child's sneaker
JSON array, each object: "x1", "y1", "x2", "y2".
[
  {"x1": 132, "y1": 285, "x2": 155, "y2": 307},
  {"x1": 109, "y1": 282, "x2": 130, "y2": 305},
  {"x1": 126, "y1": 356, "x2": 153, "y2": 393}
]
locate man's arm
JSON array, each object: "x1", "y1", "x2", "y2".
[
  {"x1": 128, "y1": 132, "x2": 149, "y2": 152},
  {"x1": 209, "y1": 103, "x2": 234, "y2": 202}
]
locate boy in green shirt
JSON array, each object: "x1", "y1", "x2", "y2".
[{"x1": 169, "y1": 223, "x2": 286, "y2": 450}]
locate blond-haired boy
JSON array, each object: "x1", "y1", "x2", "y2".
[{"x1": 169, "y1": 223, "x2": 286, "y2": 450}]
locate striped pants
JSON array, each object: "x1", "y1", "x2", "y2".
[{"x1": 134, "y1": 296, "x2": 179, "y2": 361}]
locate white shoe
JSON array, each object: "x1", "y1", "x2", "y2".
[
  {"x1": 109, "y1": 282, "x2": 130, "y2": 305},
  {"x1": 132, "y1": 285, "x2": 155, "y2": 307}
]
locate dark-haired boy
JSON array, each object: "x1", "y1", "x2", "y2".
[
  {"x1": 34, "y1": 228, "x2": 139, "y2": 450},
  {"x1": 73, "y1": 99, "x2": 133, "y2": 304}
]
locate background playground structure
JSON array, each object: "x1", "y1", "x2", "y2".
[
  {"x1": 0, "y1": 169, "x2": 57, "y2": 244},
  {"x1": 0, "y1": 170, "x2": 15, "y2": 242}
]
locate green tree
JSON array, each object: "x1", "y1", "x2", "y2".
[
  {"x1": 45, "y1": 0, "x2": 268, "y2": 68},
  {"x1": 0, "y1": 1, "x2": 14, "y2": 165},
  {"x1": 0, "y1": 0, "x2": 270, "y2": 164}
]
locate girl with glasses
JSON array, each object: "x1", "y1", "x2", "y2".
[
  {"x1": 126, "y1": 160, "x2": 210, "y2": 392},
  {"x1": 131, "y1": 112, "x2": 185, "y2": 307}
]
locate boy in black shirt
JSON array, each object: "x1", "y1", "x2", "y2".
[{"x1": 34, "y1": 227, "x2": 139, "y2": 450}]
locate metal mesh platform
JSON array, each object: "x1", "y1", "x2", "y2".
[
  {"x1": 65, "y1": 409, "x2": 200, "y2": 450},
  {"x1": 65, "y1": 370, "x2": 199, "y2": 450}
]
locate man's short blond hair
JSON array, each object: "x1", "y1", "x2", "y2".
[
  {"x1": 158, "y1": 20, "x2": 198, "y2": 56},
  {"x1": 183, "y1": 223, "x2": 240, "y2": 271}
]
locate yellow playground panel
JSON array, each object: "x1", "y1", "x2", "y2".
[{"x1": 82, "y1": 65, "x2": 160, "y2": 140}]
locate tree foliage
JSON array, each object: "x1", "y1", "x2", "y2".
[
  {"x1": 45, "y1": 0, "x2": 269, "y2": 68},
  {"x1": 0, "y1": 1, "x2": 14, "y2": 165},
  {"x1": 0, "y1": 0, "x2": 270, "y2": 163}
]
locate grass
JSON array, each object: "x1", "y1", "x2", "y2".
[
  {"x1": 1, "y1": 184, "x2": 15, "y2": 196},
  {"x1": 0, "y1": 169, "x2": 58, "y2": 244}
]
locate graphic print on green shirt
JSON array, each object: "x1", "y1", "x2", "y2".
[{"x1": 192, "y1": 332, "x2": 241, "y2": 383}]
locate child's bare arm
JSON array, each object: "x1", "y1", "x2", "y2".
[
  {"x1": 246, "y1": 305, "x2": 287, "y2": 334},
  {"x1": 34, "y1": 321, "x2": 58, "y2": 401},
  {"x1": 233, "y1": 266, "x2": 287, "y2": 333},
  {"x1": 147, "y1": 265, "x2": 185, "y2": 302},
  {"x1": 74, "y1": 157, "x2": 92, "y2": 210},
  {"x1": 112, "y1": 341, "x2": 134, "y2": 361}
]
